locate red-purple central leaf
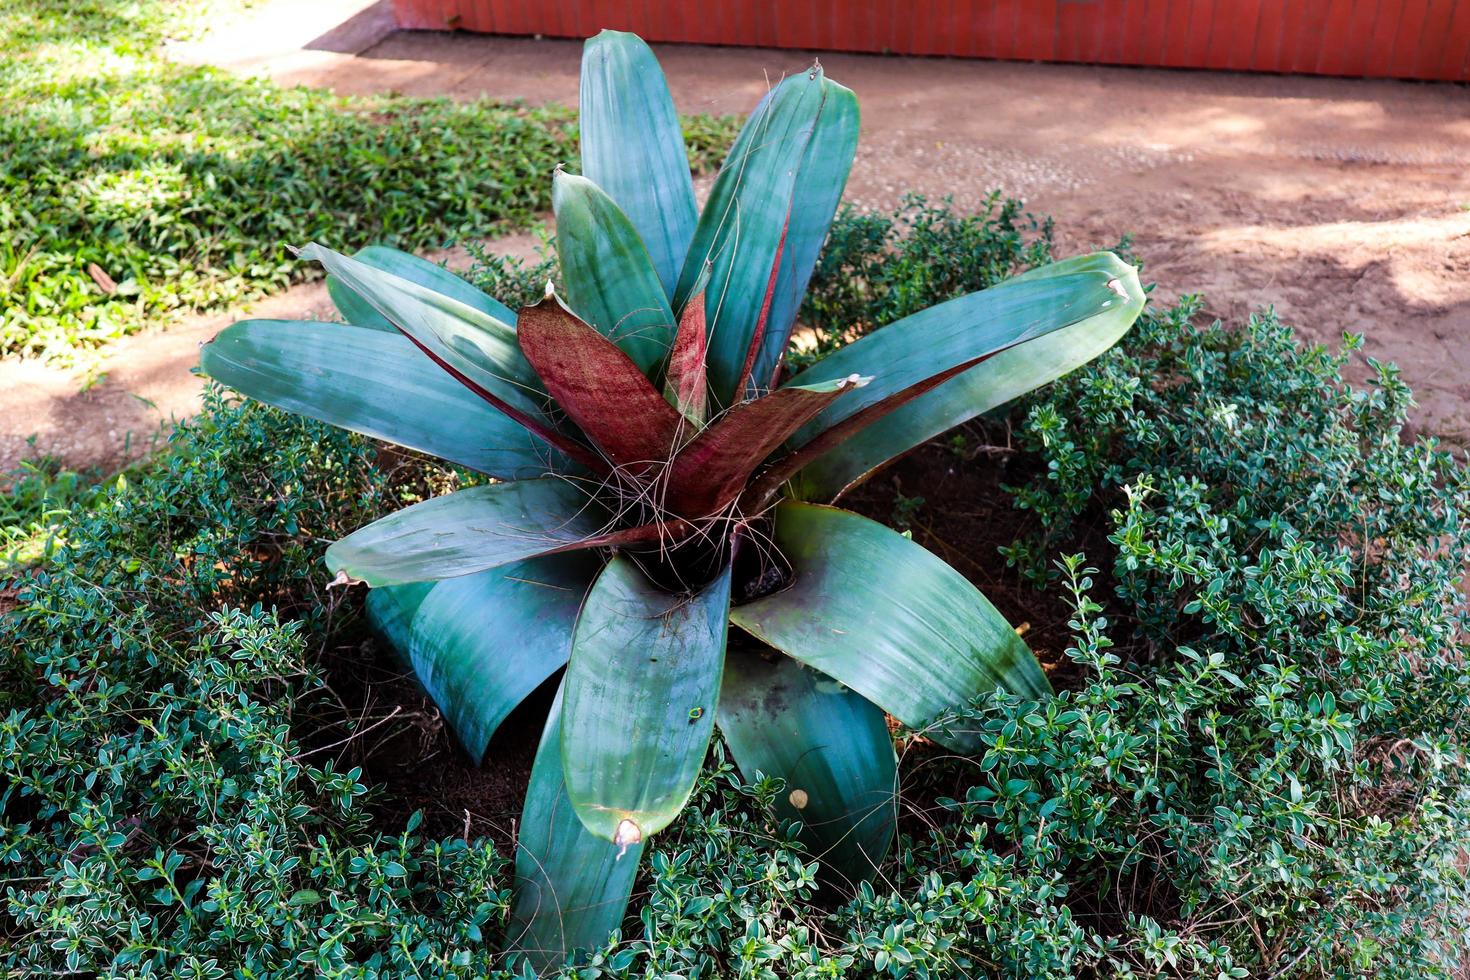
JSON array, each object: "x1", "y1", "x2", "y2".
[
  {"x1": 518, "y1": 293, "x2": 685, "y2": 474},
  {"x1": 664, "y1": 290, "x2": 708, "y2": 425},
  {"x1": 734, "y1": 211, "x2": 790, "y2": 400},
  {"x1": 665, "y1": 374, "x2": 868, "y2": 518}
]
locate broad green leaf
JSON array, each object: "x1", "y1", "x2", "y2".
[
  {"x1": 517, "y1": 294, "x2": 683, "y2": 472},
  {"x1": 553, "y1": 172, "x2": 676, "y2": 378},
  {"x1": 200, "y1": 319, "x2": 565, "y2": 480},
  {"x1": 579, "y1": 30, "x2": 697, "y2": 300},
  {"x1": 508, "y1": 686, "x2": 643, "y2": 973},
  {"x1": 328, "y1": 277, "x2": 393, "y2": 332},
  {"x1": 664, "y1": 375, "x2": 867, "y2": 518},
  {"x1": 325, "y1": 479, "x2": 608, "y2": 587},
  {"x1": 304, "y1": 243, "x2": 534, "y2": 393},
  {"x1": 300, "y1": 243, "x2": 577, "y2": 459},
  {"x1": 328, "y1": 245, "x2": 517, "y2": 331},
  {"x1": 404, "y1": 553, "x2": 600, "y2": 761},
  {"x1": 784, "y1": 256, "x2": 1140, "y2": 450},
  {"x1": 718, "y1": 642, "x2": 896, "y2": 887},
  {"x1": 364, "y1": 581, "x2": 434, "y2": 658},
  {"x1": 562, "y1": 557, "x2": 732, "y2": 841},
  {"x1": 674, "y1": 67, "x2": 830, "y2": 408},
  {"x1": 792, "y1": 254, "x2": 1145, "y2": 500},
  {"x1": 745, "y1": 80, "x2": 859, "y2": 395},
  {"x1": 729, "y1": 502, "x2": 1048, "y2": 752}
]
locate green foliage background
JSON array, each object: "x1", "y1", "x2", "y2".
[{"x1": 3, "y1": 196, "x2": 1467, "y2": 976}]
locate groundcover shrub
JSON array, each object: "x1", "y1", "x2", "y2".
[
  {"x1": 4, "y1": 208, "x2": 1469, "y2": 977},
  {"x1": 0, "y1": 389, "x2": 514, "y2": 975},
  {"x1": 986, "y1": 301, "x2": 1470, "y2": 974}
]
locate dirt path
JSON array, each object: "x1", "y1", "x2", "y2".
[{"x1": 7, "y1": 3, "x2": 1468, "y2": 477}]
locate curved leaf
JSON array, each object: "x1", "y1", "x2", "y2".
[
  {"x1": 746, "y1": 80, "x2": 860, "y2": 395},
  {"x1": 674, "y1": 67, "x2": 830, "y2": 408},
  {"x1": 303, "y1": 243, "x2": 536, "y2": 395},
  {"x1": 729, "y1": 502, "x2": 1048, "y2": 752},
  {"x1": 508, "y1": 686, "x2": 643, "y2": 973},
  {"x1": 553, "y1": 172, "x2": 676, "y2": 378},
  {"x1": 562, "y1": 557, "x2": 732, "y2": 842},
  {"x1": 793, "y1": 254, "x2": 1145, "y2": 500},
  {"x1": 405, "y1": 552, "x2": 600, "y2": 761},
  {"x1": 328, "y1": 245, "x2": 517, "y2": 331},
  {"x1": 364, "y1": 581, "x2": 435, "y2": 659},
  {"x1": 718, "y1": 642, "x2": 896, "y2": 887},
  {"x1": 299, "y1": 243, "x2": 602, "y2": 467},
  {"x1": 664, "y1": 375, "x2": 867, "y2": 518},
  {"x1": 325, "y1": 479, "x2": 609, "y2": 587},
  {"x1": 517, "y1": 294, "x2": 683, "y2": 473},
  {"x1": 785, "y1": 256, "x2": 1139, "y2": 446},
  {"x1": 579, "y1": 30, "x2": 697, "y2": 300},
  {"x1": 200, "y1": 319, "x2": 565, "y2": 480}
]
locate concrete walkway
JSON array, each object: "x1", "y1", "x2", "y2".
[{"x1": 6, "y1": 1, "x2": 1469, "y2": 477}]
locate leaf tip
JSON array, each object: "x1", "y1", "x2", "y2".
[
  {"x1": 326, "y1": 568, "x2": 361, "y2": 590},
  {"x1": 614, "y1": 818, "x2": 642, "y2": 856}
]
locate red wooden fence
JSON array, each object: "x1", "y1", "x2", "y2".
[{"x1": 391, "y1": 0, "x2": 1470, "y2": 82}]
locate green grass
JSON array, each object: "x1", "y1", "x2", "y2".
[
  {"x1": 0, "y1": 453, "x2": 118, "y2": 569},
  {"x1": 0, "y1": 0, "x2": 738, "y2": 360}
]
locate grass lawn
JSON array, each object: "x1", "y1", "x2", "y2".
[{"x1": 0, "y1": 0, "x2": 737, "y2": 360}]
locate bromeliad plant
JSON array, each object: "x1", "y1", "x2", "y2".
[{"x1": 199, "y1": 30, "x2": 1143, "y2": 971}]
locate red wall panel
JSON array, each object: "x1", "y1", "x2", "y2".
[{"x1": 392, "y1": 0, "x2": 1470, "y2": 80}]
